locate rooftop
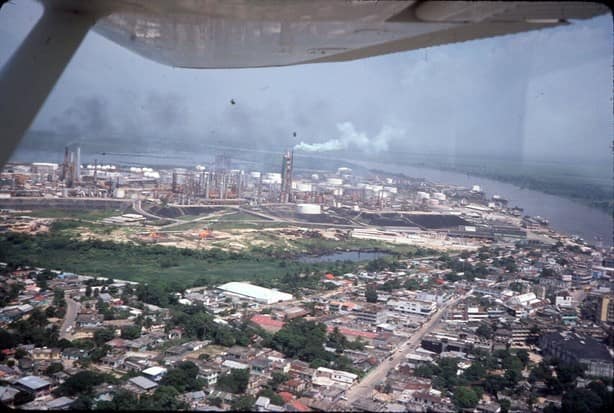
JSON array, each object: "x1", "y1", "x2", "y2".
[
  {"x1": 218, "y1": 282, "x2": 293, "y2": 303},
  {"x1": 16, "y1": 375, "x2": 51, "y2": 390},
  {"x1": 129, "y1": 376, "x2": 158, "y2": 390}
]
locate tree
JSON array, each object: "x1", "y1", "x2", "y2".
[
  {"x1": 270, "y1": 372, "x2": 290, "y2": 391},
  {"x1": 14, "y1": 348, "x2": 28, "y2": 359},
  {"x1": 271, "y1": 319, "x2": 328, "y2": 363},
  {"x1": 476, "y1": 323, "x2": 494, "y2": 339},
  {"x1": 365, "y1": 285, "x2": 378, "y2": 303},
  {"x1": 415, "y1": 363, "x2": 439, "y2": 378},
  {"x1": 217, "y1": 369, "x2": 250, "y2": 394},
  {"x1": 231, "y1": 395, "x2": 255, "y2": 412},
  {"x1": 454, "y1": 386, "x2": 480, "y2": 409},
  {"x1": 258, "y1": 389, "x2": 284, "y2": 406},
  {"x1": 509, "y1": 282, "x2": 524, "y2": 293},
  {"x1": 120, "y1": 325, "x2": 141, "y2": 340},
  {"x1": 44, "y1": 362, "x2": 64, "y2": 375},
  {"x1": 516, "y1": 349, "x2": 530, "y2": 366},
  {"x1": 89, "y1": 345, "x2": 110, "y2": 362},
  {"x1": 55, "y1": 371, "x2": 109, "y2": 396},
  {"x1": 85, "y1": 285, "x2": 92, "y2": 297},
  {"x1": 404, "y1": 279, "x2": 420, "y2": 290},
  {"x1": 71, "y1": 395, "x2": 92, "y2": 410},
  {"x1": 147, "y1": 386, "x2": 187, "y2": 410},
  {"x1": 562, "y1": 388, "x2": 603, "y2": 413},
  {"x1": 35, "y1": 273, "x2": 49, "y2": 291},
  {"x1": 556, "y1": 361, "x2": 585, "y2": 390},
  {"x1": 28, "y1": 307, "x2": 48, "y2": 327},
  {"x1": 13, "y1": 391, "x2": 34, "y2": 406},
  {"x1": 0, "y1": 328, "x2": 17, "y2": 349},
  {"x1": 94, "y1": 328, "x2": 115, "y2": 346},
  {"x1": 464, "y1": 361, "x2": 486, "y2": 382},
  {"x1": 160, "y1": 361, "x2": 202, "y2": 392},
  {"x1": 504, "y1": 368, "x2": 522, "y2": 387},
  {"x1": 95, "y1": 390, "x2": 139, "y2": 410}
]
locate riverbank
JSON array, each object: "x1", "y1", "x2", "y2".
[{"x1": 356, "y1": 160, "x2": 613, "y2": 247}]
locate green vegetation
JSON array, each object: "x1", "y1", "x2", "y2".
[
  {"x1": 160, "y1": 361, "x2": 204, "y2": 392},
  {"x1": 217, "y1": 369, "x2": 250, "y2": 394},
  {"x1": 54, "y1": 370, "x2": 117, "y2": 397},
  {"x1": 20, "y1": 208, "x2": 120, "y2": 220},
  {"x1": 268, "y1": 318, "x2": 362, "y2": 376},
  {"x1": 0, "y1": 232, "x2": 330, "y2": 291},
  {"x1": 94, "y1": 386, "x2": 188, "y2": 410},
  {"x1": 365, "y1": 285, "x2": 378, "y2": 303},
  {"x1": 1, "y1": 307, "x2": 60, "y2": 348},
  {"x1": 0, "y1": 223, "x2": 430, "y2": 293}
]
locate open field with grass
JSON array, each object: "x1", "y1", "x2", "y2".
[
  {"x1": 0, "y1": 228, "x2": 401, "y2": 291},
  {"x1": 18, "y1": 208, "x2": 120, "y2": 220}
]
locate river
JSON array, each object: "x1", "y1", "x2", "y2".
[{"x1": 358, "y1": 160, "x2": 613, "y2": 247}]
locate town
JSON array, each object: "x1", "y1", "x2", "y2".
[{"x1": 0, "y1": 150, "x2": 612, "y2": 412}]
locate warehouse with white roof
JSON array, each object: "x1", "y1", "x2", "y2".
[{"x1": 217, "y1": 282, "x2": 293, "y2": 304}]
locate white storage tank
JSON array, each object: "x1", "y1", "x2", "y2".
[
  {"x1": 471, "y1": 185, "x2": 482, "y2": 192},
  {"x1": 293, "y1": 182, "x2": 313, "y2": 192},
  {"x1": 326, "y1": 177, "x2": 343, "y2": 186},
  {"x1": 296, "y1": 203, "x2": 322, "y2": 215},
  {"x1": 366, "y1": 184, "x2": 383, "y2": 192},
  {"x1": 383, "y1": 186, "x2": 398, "y2": 194},
  {"x1": 263, "y1": 172, "x2": 282, "y2": 184}
]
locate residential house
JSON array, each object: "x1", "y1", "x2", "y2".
[{"x1": 14, "y1": 375, "x2": 53, "y2": 397}]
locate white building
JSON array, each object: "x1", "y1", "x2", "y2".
[
  {"x1": 312, "y1": 367, "x2": 358, "y2": 388},
  {"x1": 555, "y1": 295, "x2": 574, "y2": 308},
  {"x1": 217, "y1": 282, "x2": 293, "y2": 305},
  {"x1": 387, "y1": 299, "x2": 437, "y2": 317}
]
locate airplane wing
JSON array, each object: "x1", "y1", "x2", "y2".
[
  {"x1": 0, "y1": 0, "x2": 609, "y2": 167},
  {"x1": 91, "y1": 0, "x2": 608, "y2": 68}
]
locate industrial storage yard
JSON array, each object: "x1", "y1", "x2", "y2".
[{"x1": 0, "y1": 146, "x2": 565, "y2": 257}]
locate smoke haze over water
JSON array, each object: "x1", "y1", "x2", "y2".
[{"x1": 294, "y1": 122, "x2": 404, "y2": 153}]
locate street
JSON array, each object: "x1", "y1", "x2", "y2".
[
  {"x1": 59, "y1": 294, "x2": 80, "y2": 340},
  {"x1": 344, "y1": 290, "x2": 471, "y2": 404}
]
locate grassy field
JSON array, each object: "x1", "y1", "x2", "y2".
[
  {"x1": 19, "y1": 208, "x2": 120, "y2": 220},
  {"x1": 0, "y1": 230, "x2": 370, "y2": 291}
]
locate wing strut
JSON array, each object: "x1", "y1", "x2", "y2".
[{"x1": 0, "y1": 6, "x2": 96, "y2": 167}]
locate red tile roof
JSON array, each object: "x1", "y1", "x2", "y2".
[
  {"x1": 250, "y1": 314, "x2": 285, "y2": 328},
  {"x1": 290, "y1": 400, "x2": 311, "y2": 412},
  {"x1": 278, "y1": 391, "x2": 294, "y2": 403}
]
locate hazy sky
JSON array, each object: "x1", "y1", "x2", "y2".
[{"x1": 1, "y1": 1, "x2": 612, "y2": 171}]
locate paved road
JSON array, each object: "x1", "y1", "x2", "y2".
[
  {"x1": 344, "y1": 290, "x2": 471, "y2": 404},
  {"x1": 59, "y1": 295, "x2": 80, "y2": 340}
]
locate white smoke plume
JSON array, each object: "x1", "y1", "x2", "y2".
[{"x1": 294, "y1": 122, "x2": 404, "y2": 153}]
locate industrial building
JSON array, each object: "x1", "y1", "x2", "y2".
[
  {"x1": 217, "y1": 282, "x2": 293, "y2": 304},
  {"x1": 279, "y1": 149, "x2": 293, "y2": 203},
  {"x1": 61, "y1": 144, "x2": 80, "y2": 188},
  {"x1": 539, "y1": 332, "x2": 613, "y2": 378}
]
